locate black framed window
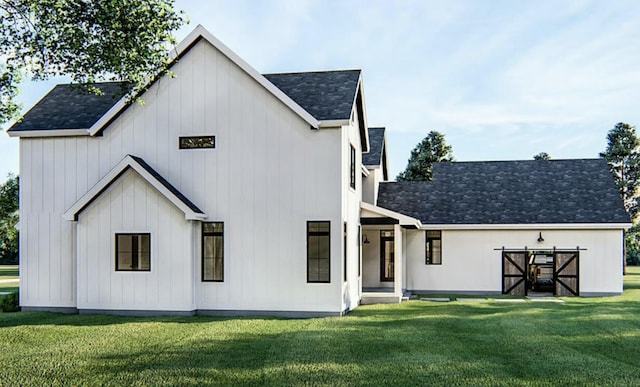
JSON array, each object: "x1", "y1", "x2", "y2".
[
  {"x1": 308, "y1": 221, "x2": 330, "y2": 283},
  {"x1": 116, "y1": 234, "x2": 150, "y2": 271},
  {"x1": 343, "y1": 222, "x2": 347, "y2": 281},
  {"x1": 202, "y1": 222, "x2": 224, "y2": 281},
  {"x1": 179, "y1": 136, "x2": 215, "y2": 149},
  {"x1": 426, "y1": 231, "x2": 442, "y2": 265},
  {"x1": 350, "y1": 144, "x2": 356, "y2": 190},
  {"x1": 357, "y1": 225, "x2": 361, "y2": 277}
]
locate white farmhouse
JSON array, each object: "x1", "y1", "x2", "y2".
[{"x1": 7, "y1": 26, "x2": 630, "y2": 316}]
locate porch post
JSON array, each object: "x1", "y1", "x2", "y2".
[{"x1": 394, "y1": 224, "x2": 402, "y2": 296}]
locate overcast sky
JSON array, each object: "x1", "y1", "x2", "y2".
[{"x1": 2, "y1": 0, "x2": 639, "y2": 180}]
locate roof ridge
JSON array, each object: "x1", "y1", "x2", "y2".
[{"x1": 263, "y1": 69, "x2": 361, "y2": 76}]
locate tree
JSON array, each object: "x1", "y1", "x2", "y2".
[
  {"x1": 0, "y1": 174, "x2": 19, "y2": 264},
  {"x1": 397, "y1": 131, "x2": 454, "y2": 181},
  {"x1": 0, "y1": 0, "x2": 186, "y2": 125},
  {"x1": 600, "y1": 122, "x2": 640, "y2": 221},
  {"x1": 533, "y1": 152, "x2": 551, "y2": 160},
  {"x1": 600, "y1": 122, "x2": 640, "y2": 272}
]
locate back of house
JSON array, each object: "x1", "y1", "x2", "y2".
[{"x1": 7, "y1": 26, "x2": 629, "y2": 316}]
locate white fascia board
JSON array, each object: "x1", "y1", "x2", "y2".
[
  {"x1": 356, "y1": 76, "x2": 370, "y2": 152},
  {"x1": 360, "y1": 202, "x2": 422, "y2": 228},
  {"x1": 361, "y1": 165, "x2": 370, "y2": 177},
  {"x1": 318, "y1": 119, "x2": 349, "y2": 128},
  {"x1": 7, "y1": 128, "x2": 90, "y2": 138},
  {"x1": 421, "y1": 223, "x2": 632, "y2": 230},
  {"x1": 64, "y1": 155, "x2": 206, "y2": 221}
]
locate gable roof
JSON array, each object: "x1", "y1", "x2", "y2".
[
  {"x1": 263, "y1": 70, "x2": 361, "y2": 122},
  {"x1": 64, "y1": 155, "x2": 206, "y2": 221},
  {"x1": 264, "y1": 70, "x2": 369, "y2": 152},
  {"x1": 377, "y1": 159, "x2": 630, "y2": 226},
  {"x1": 8, "y1": 25, "x2": 320, "y2": 137},
  {"x1": 7, "y1": 82, "x2": 130, "y2": 135},
  {"x1": 362, "y1": 127, "x2": 388, "y2": 180}
]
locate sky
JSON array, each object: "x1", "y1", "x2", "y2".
[{"x1": 2, "y1": 0, "x2": 639, "y2": 180}]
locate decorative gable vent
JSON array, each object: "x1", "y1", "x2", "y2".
[{"x1": 179, "y1": 136, "x2": 215, "y2": 149}]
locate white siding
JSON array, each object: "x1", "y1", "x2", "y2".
[
  {"x1": 405, "y1": 228, "x2": 624, "y2": 295},
  {"x1": 20, "y1": 39, "x2": 345, "y2": 313},
  {"x1": 76, "y1": 170, "x2": 194, "y2": 311}
]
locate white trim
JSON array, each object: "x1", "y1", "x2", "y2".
[
  {"x1": 7, "y1": 129, "x2": 90, "y2": 138},
  {"x1": 361, "y1": 165, "x2": 370, "y2": 177},
  {"x1": 88, "y1": 25, "x2": 319, "y2": 136},
  {"x1": 420, "y1": 223, "x2": 631, "y2": 230},
  {"x1": 360, "y1": 202, "x2": 422, "y2": 228},
  {"x1": 318, "y1": 119, "x2": 349, "y2": 128},
  {"x1": 64, "y1": 155, "x2": 207, "y2": 221}
]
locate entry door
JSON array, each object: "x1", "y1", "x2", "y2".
[
  {"x1": 502, "y1": 251, "x2": 527, "y2": 295},
  {"x1": 380, "y1": 230, "x2": 394, "y2": 282},
  {"x1": 554, "y1": 252, "x2": 579, "y2": 296}
]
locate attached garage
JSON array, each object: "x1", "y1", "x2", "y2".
[{"x1": 376, "y1": 159, "x2": 630, "y2": 296}]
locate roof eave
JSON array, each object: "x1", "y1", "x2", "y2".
[
  {"x1": 64, "y1": 154, "x2": 206, "y2": 221},
  {"x1": 7, "y1": 128, "x2": 91, "y2": 138},
  {"x1": 419, "y1": 223, "x2": 632, "y2": 230}
]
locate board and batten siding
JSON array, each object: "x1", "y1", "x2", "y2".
[
  {"x1": 404, "y1": 228, "x2": 624, "y2": 295},
  {"x1": 19, "y1": 38, "x2": 345, "y2": 313},
  {"x1": 76, "y1": 170, "x2": 195, "y2": 311}
]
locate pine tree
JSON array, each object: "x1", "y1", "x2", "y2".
[{"x1": 397, "y1": 131, "x2": 454, "y2": 181}]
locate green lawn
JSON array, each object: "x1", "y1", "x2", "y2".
[
  {"x1": 0, "y1": 268, "x2": 638, "y2": 386},
  {"x1": 0, "y1": 265, "x2": 18, "y2": 295}
]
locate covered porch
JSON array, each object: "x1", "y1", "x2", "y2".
[{"x1": 360, "y1": 203, "x2": 421, "y2": 304}]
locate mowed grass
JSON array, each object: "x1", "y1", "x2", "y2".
[
  {"x1": 0, "y1": 268, "x2": 638, "y2": 386},
  {"x1": 0, "y1": 265, "x2": 19, "y2": 295}
]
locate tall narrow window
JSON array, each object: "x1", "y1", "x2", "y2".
[
  {"x1": 308, "y1": 221, "x2": 330, "y2": 283},
  {"x1": 357, "y1": 225, "x2": 361, "y2": 277},
  {"x1": 350, "y1": 144, "x2": 356, "y2": 190},
  {"x1": 343, "y1": 222, "x2": 348, "y2": 281},
  {"x1": 116, "y1": 234, "x2": 150, "y2": 271},
  {"x1": 380, "y1": 230, "x2": 394, "y2": 281},
  {"x1": 202, "y1": 222, "x2": 224, "y2": 281},
  {"x1": 426, "y1": 231, "x2": 442, "y2": 265}
]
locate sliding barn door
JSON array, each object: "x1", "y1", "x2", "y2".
[
  {"x1": 502, "y1": 251, "x2": 527, "y2": 295},
  {"x1": 554, "y1": 251, "x2": 579, "y2": 296}
]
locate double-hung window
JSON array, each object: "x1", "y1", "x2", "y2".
[{"x1": 202, "y1": 222, "x2": 224, "y2": 281}]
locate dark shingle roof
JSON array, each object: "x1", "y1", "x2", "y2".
[
  {"x1": 363, "y1": 127, "x2": 385, "y2": 166},
  {"x1": 8, "y1": 82, "x2": 130, "y2": 132},
  {"x1": 377, "y1": 159, "x2": 629, "y2": 225},
  {"x1": 263, "y1": 70, "x2": 361, "y2": 121}
]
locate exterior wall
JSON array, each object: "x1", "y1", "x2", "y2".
[
  {"x1": 19, "y1": 39, "x2": 344, "y2": 313},
  {"x1": 76, "y1": 170, "x2": 195, "y2": 311},
  {"x1": 341, "y1": 108, "x2": 364, "y2": 311},
  {"x1": 405, "y1": 228, "x2": 624, "y2": 295},
  {"x1": 362, "y1": 167, "x2": 382, "y2": 205}
]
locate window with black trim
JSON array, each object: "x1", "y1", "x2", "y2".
[
  {"x1": 343, "y1": 222, "x2": 347, "y2": 281},
  {"x1": 350, "y1": 144, "x2": 356, "y2": 190},
  {"x1": 179, "y1": 136, "x2": 215, "y2": 149},
  {"x1": 426, "y1": 231, "x2": 442, "y2": 265},
  {"x1": 308, "y1": 221, "x2": 330, "y2": 283},
  {"x1": 116, "y1": 233, "x2": 150, "y2": 271},
  {"x1": 202, "y1": 222, "x2": 224, "y2": 281}
]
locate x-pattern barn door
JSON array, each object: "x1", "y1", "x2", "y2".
[
  {"x1": 502, "y1": 251, "x2": 527, "y2": 295},
  {"x1": 554, "y1": 251, "x2": 579, "y2": 296}
]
